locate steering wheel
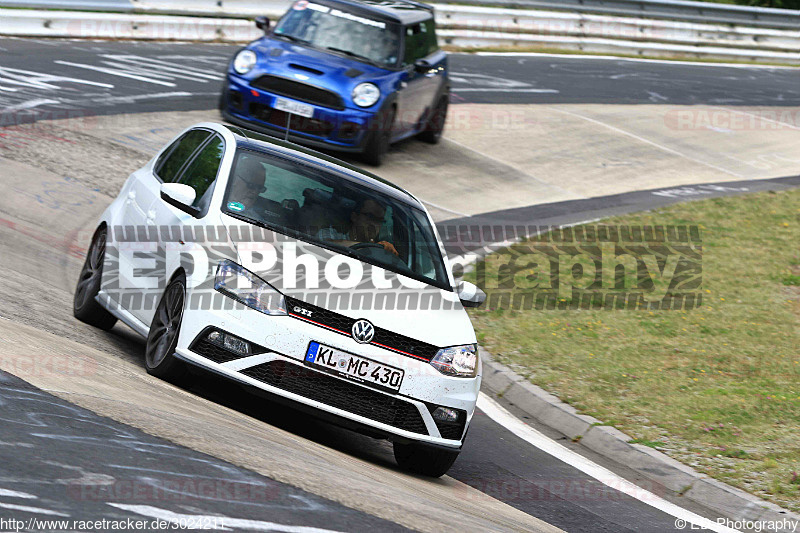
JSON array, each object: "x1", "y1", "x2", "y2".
[
  {"x1": 349, "y1": 242, "x2": 385, "y2": 251},
  {"x1": 350, "y1": 242, "x2": 408, "y2": 270}
]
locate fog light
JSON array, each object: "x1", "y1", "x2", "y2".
[
  {"x1": 432, "y1": 407, "x2": 459, "y2": 423},
  {"x1": 224, "y1": 335, "x2": 251, "y2": 355},
  {"x1": 207, "y1": 330, "x2": 251, "y2": 355}
]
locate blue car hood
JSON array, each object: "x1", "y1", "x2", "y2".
[{"x1": 251, "y1": 38, "x2": 392, "y2": 105}]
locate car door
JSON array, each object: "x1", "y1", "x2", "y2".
[
  {"x1": 395, "y1": 19, "x2": 444, "y2": 134},
  {"x1": 140, "y1": 133, "x2": 226, "y2": 327},
  {"x1": 122, "y1": 128, "x2": 212, "y2": 324},
  {"x1": 415, "y1": 19, "x2": 447, "y2": 123}
]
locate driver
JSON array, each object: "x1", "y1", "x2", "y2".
[
  {"x1": 317, "y1": 197, "x2": 398, "y2": 256},
  {"x1": 227, "y1": 157, "x2": 267, "y2": 217}
]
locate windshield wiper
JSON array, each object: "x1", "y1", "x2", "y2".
[
  {"x1": 276, "y1": 33, "x2": 311, "y2": 45},
  {"x1": 325, "y1": 47, "x2": 380, "y2": 67}
]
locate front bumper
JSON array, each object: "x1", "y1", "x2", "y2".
[
  {"x1": 222, "y1": 75, "x2": 376, "y2": 153},
  {"x1": 175, "y1": 299, "x2": 480, "y2": 448}
]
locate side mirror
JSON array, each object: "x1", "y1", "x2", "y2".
[
  {"x1": 160, "y1": 183, "x2": 199, "y2": 217},
  {"x1": 456, "y1": 281, "x2": 486, "y2": 308},
  {"x1": 255, "y1": 16, "x2": 270, "y2": 33},
  {"x1": 414, "y1": 59, "x2": 431, "y2": 73}
]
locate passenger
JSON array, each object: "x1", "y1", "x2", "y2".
[{"x1": 317, "y1": 197, "x2": 398, "y2": 256}]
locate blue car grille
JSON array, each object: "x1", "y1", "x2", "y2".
[
  {"x1": 251, "y1": 75, "x2": 344, "y2": 110},
  {"x1": 249, "y1": 104, "x2": 335, "y2": 137}
]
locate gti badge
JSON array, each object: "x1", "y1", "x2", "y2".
[
  {"x1": 351, "y1": 319, "x2": 375, "y2": 344},
  {"x1": 293, "y1": 306, "x2": 312, "y2": 317}
]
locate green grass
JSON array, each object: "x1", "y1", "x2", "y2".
[{"x1": 467, "y1": 188, "x2": 800, "y2": 511}]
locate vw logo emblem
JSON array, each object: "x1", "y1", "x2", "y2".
[{"x1": 351, "y1": 319, "x2": 375, "y2": 344}]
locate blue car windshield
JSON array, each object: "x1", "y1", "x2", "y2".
[
  {"x1": 274, "y1": 1, "x2": 400, "y2": 68},
  {"x1": 222, "y1": 149, "x2": 450, "y2": 290}
]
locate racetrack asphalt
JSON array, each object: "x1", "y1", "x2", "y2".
[{"x1": 2, "y1": 38, "x2": 799, "y2": 126}]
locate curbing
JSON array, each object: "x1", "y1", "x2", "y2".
[{"x1": 479, "y1": 348, "x2": 800, "y2": 530}]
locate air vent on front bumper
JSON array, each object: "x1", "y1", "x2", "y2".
[
  {"x1": 284, "y1": 296, "x2": 441, "y2": 362},
  {"x1": 241, "y1": 360, "x2": 429, "y2": 435},
  {"x1": 251, "y1": 75, "x2": 344, "y2": 110}
]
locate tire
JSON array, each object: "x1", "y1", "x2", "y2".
[
  {"x1": 362, "y1": 107, "x2": 395, "y2": 167},
  {"x1": 417, "y1": 94, "x2": 448, "y2": 145},
  {"x1": 73, "y1": 227, "x2": 117, "y2": 331},
  {"x1": 393, "y1": 441, "x2": 460, "y2": 477},
  {"x1": 145, "y1": 274, "x2": 188, "y2": 382}
]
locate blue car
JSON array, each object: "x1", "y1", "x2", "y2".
[{"x1": 219, "y1": 0, "x2": 449, "y2": 166}]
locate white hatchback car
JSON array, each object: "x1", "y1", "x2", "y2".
[{"x1": 73, "y1": 122, "x2": 485, "y2": 476}]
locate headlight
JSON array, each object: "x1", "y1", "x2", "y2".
[
  {"x1": 352, "y1": 82, "x2": 380, "y2": 107},
  {"x1": 430, "y1": 344, "x2": 478, "y2": 378},
  {"x1": 214, "y1": 260, "x2": 286, "y2": 316},
  {"x1": 233, "y1": 50, "x2": 257, "y2": 75}
]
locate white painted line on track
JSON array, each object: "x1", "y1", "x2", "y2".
[
  {"x1": 421, "y1": 199, "x2": 472, "y2": 218},
  {"x1": 108, "y1": 504, "x2": 347, "y2": 532},
  {"x1": 0, "y1": 99, "x2": 59, "y2": 112},
  {"x1": 547, "y1": 106, "x2": 746, "y2": 179},
  {"x1": 478, "y1": 393, "x2": 742, "y2": 533},
  {"x1": 54, "y1": 60, "x2": 177, "y2": 87},
  {"x1": 470, "y1": 52, "x2": 800, "y2": 70},
  {"x1": 453, "y1": 88, "x2": 560, "y2": 93},
  {"x1": 0, "y1": 488, "x2": 37, "y2": 499},
  {"x1": 0, "y1": 502, "x2": 70, "y2": 517},
  {"x1": 80, "y1": 92, "x2": 194, "y2": 104}
]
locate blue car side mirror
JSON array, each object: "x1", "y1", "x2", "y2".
[
  {"x1": 414, "y1": 59, "x2": 431, "y2": 73},
  {"x1": 255, "y1": 16, "x2": 270, "y2": 33}
]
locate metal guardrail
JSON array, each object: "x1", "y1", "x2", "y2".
[
  {"x1": 437, "y1": 5, "x2": 800, "y2": 53},
  {"x1": 0, "y1": 1, "x2": 798, "y2": 63},
  {"x1": 434, "y1": 0, "x2": 800, "y2": 31},
  {"x1": 1, "y1": 0, "x2": 799, "y2": 29}
]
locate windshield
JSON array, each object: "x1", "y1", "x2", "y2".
[
  {"x1": 222, "y1": 149, "x2": 449, "y2": 289},
  {"x1": 274, "y1": 1, "x2": 401, "y2": 68}
]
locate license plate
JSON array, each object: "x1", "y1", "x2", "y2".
[
  {"x1": 274, "y1": 97, "x2": 314, "y2": 118},
  {"x1": 305, "y1": 342, "x2": 404, "y2": 392}
]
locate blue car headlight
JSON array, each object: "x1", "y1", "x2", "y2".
[
  {"x1": 214, "y1": 260, "x2": 286, "y2": 316},
  {"x1": 430, "y1": 344, "x2": 478, "y2": 378},
  {"x1": 352, "y1": 82, "x2": 380, "y2": 107},
  {"x1": 233, "y1": 50, "x2": 257, "y2": 75}
]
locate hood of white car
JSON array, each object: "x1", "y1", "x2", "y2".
[{"x1": 221, "y1": 215, "x2": 476, "y2": 348}]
